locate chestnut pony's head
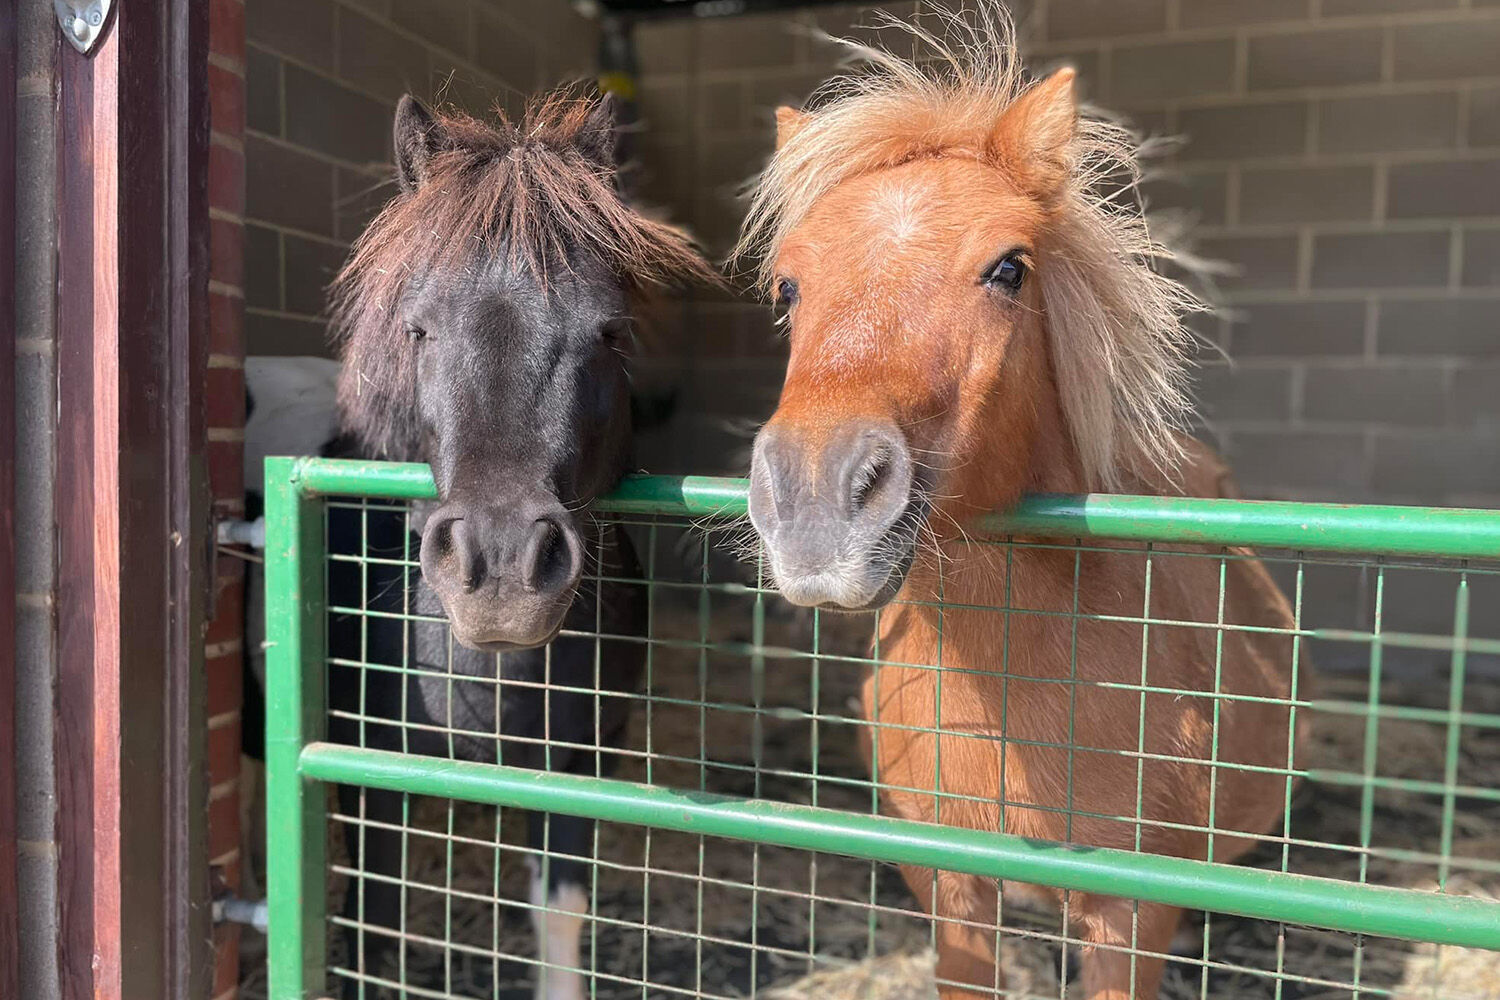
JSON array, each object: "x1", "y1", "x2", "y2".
[{"x1": 738, "y1": 7, "x2": 1201, "y2": 610}]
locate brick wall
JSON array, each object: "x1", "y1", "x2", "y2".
[
  {"x1": 13, "y1": 2, "x2": 59, "y2": 997},
  {"x1": 243, "y1": 0, "x2": 597, "y2": 357},
  {"x1": 208, "y1": 0, "x2": 249, "y2": 995},
  {"x1": 630, "y1": 0, "x2": 1500, "y2": 508}
]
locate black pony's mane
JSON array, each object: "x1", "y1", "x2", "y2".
[{"x1": 329, "y1": 88, "x2": 716, "y2": 459}]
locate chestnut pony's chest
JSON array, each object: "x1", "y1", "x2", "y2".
[{"x1": 861, "y1": 541, "x2": 1296, "y2": 858}]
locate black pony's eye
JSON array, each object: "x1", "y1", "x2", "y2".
[
  {"x1": 405, "y1": 323, "x2": 427, "y2": 342},
  {"x1": 982, "y1": 252, "x2": 1029, "y2": 295},
  {"x1": 600, "y1": 317, "x2": 634, "y2": 344}
]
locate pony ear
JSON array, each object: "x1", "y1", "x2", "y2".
[
  {"x1": 576, "y1": 92, "x2": 619, "y2": 172},
  {"x1": 394, "y1": 94, "x2": 447, "y2": 193},
  {"x1": 989, "y1": 67, "x2": 1077, "y2": 201},
  {"x1": 775, "y1": 106, "x2": 810, "y2": 149}
]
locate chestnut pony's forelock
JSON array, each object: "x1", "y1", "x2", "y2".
[
  {"x1": 331, "y1": 88, "x2": 717, "y2": 459},
  {"x1": 735, "y1": 3, "x2": 1205, "y2": 492}
]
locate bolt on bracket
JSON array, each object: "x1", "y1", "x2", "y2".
[{"x1": 55, "y1": 0, "x2": 112, "y2": 55}]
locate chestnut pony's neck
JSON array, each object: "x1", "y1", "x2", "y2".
[
  {"x1": 933, "y1": 279, "x2": 1089, "y2": 527},
  {"x1": 905, "y1": 299, "x2": 1088, "y2": 601}
]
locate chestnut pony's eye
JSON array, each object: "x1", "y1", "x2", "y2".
[
  {"x1": 772, "y1": 277, "x2": 799, "y2": 328},
  {"x1": 982, "y1": 252, "x2": 1029, "y2": 295}
]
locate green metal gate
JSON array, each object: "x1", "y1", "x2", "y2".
[{"x1": 263, "y1": 456, "x2": 1500, "y2": 1000}]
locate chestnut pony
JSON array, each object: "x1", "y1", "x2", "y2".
[{"x1": 739, "y1": 10, "x2": 1301, "y2": 1000}]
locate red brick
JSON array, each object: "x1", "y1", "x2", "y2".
[
  {"x1": 210, "y1": 217, "x2": 244, "y2": 288},
  {"x1": 208, "y1": 438, "x2": 244, "y2": 500},
  {"x1": 211, "y1": 921, "x2": 241, "y2": 995},
  {"x1": 208, "y1": 716, "x2": 242, "y2": 787},
  {"x1": 213, "y1": 496, "x2": 246, "y2": 519},
  {"x1": 222, "y1": 857, "x2": 241, "y2": 893},
  {"x1": 209, "y1": 0, "x2": 246, "y2": 67},
  {"x1": 206, "y1": 650, "x2": 243, "y2": 719},
  {"x1": 209, "y1": 291, "x2": 244, "y2": 358},
  {"x1": 206, "y1": 366, "x2": 246, "y2": 430},
  {"x1": 208, "y1": 140, "x2": 244, "y2": 217},
  {"x1": 215, "y1": 555, "x2": 246, "y2": 588},
  {"x1": 209, "y1": 781, "x2": 241, "y2": 859},
  {"x1": 206, "y1": 588, "x2": 244, "y2": 648},
  {"x1": 212, "y1": 855, "x2": 242, "y2": 895},
  {"x1": 208, "y1": 63, "x2": 245, "y2": 139},
  {"x1": 215, "y1": 560, "x2": 245, "y2": 597}
]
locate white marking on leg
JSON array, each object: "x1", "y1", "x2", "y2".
[{"x1": 529, "y1": 859, "x2": 587, "y2": 1000}]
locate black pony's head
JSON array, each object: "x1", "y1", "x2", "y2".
[{"x1": 332, "y1": 90, "x2": 713, "y2": 651}]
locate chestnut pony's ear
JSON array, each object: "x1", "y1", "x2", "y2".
[
  {"x1": 394, "y1": 94, "x2": 450, "y2": 193},
  {"x1": 775, "y1": 105, "x2": 810, "y2": 149},
  {"x1": 989, "y1": 67, "x2": 1077, "y2": 202},
  {"x1": 576, "y1": 91, "x2": 619, "y2": 172}
]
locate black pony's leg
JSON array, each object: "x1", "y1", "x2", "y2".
[
  {"x1": 521, "y1": 705, "x2": 633, "y2": 1000},
  {"x1": 525, "y1": 810, "x2": 595, "y2": 1000},
  {"x1": 338, "y1": 783, "x2": 406, "y2": 1000}
]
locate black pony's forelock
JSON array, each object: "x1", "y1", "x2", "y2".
[{"x1": 330, "y1": 87, "x2": 718, "y2": 459}]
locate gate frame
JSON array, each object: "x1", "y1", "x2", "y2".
[{"x1": 264, "y1": 456, "x2": 1500, "y2": 999}]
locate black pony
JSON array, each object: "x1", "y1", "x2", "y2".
[{"x1": 324, "y1": 89, "x2": 713, "y2": 999}]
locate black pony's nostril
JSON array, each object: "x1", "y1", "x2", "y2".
[
  {"x1": 448, "y1": 519, "x2": 483, "y2": 593},
  {"x1": 522, "y1": 516, "x2": 580, "y2": 595},
  {"x1": 420, "y1": 511, "x2": 488, "y2": 596}
]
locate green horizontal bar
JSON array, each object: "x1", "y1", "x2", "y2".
[
  {"x1": 290, "y1": 459, "x2": 747, "y2": 517},
  {"x1": 989, "y1": 493, "x2": 1500, "y2": 560},
  {"x1": 284, "y1": 457, "x2": 1500, "y2": 560},
  {"x1": 596, "y1": 474, "x2": 749, "y2": 517},
  {"x1": 299, "y1": 743, "x2": 1500, "y2": 952},
  {"x1": 294, "y1": 458, "x2": 437, "y2": 501}
]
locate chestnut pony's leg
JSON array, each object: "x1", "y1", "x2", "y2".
[
  {"x1": 900, "y1": 866, "x2": 1003, "y2": 1000},
  {"x1": 1076, "y1": 897, "x2": 1182, "y2": 1000}
]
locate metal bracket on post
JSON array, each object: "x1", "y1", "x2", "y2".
[{"x1": 54, "y1": 0, "x2": 113, "y2": 55}]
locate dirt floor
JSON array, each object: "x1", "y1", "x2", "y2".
[{"x1": 239, "y1": 538, "x2": 1500, "y2": 1000}]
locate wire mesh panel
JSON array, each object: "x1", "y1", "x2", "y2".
[{"x1": 263, "y1": 458, "x2": 1500, "y2": 1000}]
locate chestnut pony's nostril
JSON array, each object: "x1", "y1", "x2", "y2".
[
  {"x1": 850, "y1": 448, "x2": 893, "y2": 514},
  {"x1": 521, "y1": 515, "x2": 581, "y2": 596},
  {"x1": 751, "y1": 428, "x2": 800, "y2": 526}
]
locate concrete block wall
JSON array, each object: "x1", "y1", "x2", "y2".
[
  {"x1": 630, "y1": 1, "x2": 1500, "y2": 507},
  {"x1": 242, "y1": 0, "x2": 597, "y2": 357}
]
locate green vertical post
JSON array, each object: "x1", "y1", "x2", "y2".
[{"x1": 264, "y1": 457, "x2": 328, "y2": 999}]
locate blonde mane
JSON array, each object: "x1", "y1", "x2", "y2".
[{"x1": 735, "y1": 3, "x2": 1204, "y2": 492}]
